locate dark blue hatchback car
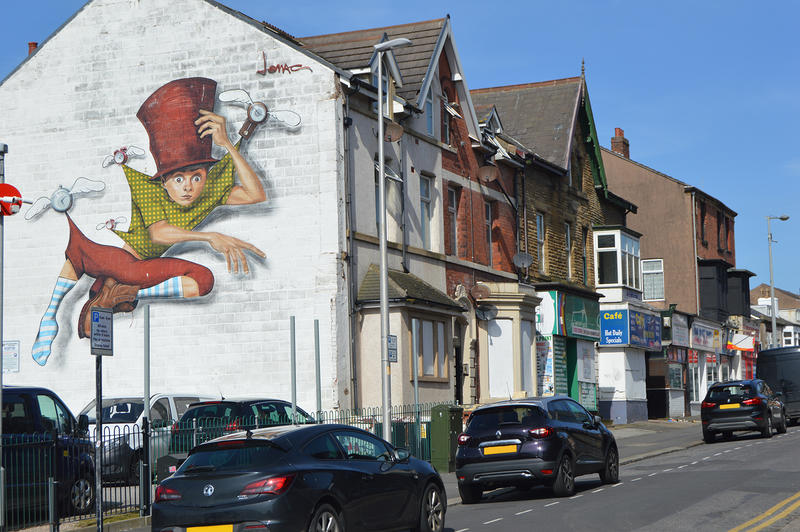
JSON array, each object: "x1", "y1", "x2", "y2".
[
  {"x1": 2, "y1": 386, "x2": 95, "y2": 523},
  {"x1": 455, "y1": 396, "x2": 618, "y2": 502}
]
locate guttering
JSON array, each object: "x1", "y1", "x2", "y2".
[{"x1": 691, "y1": 190, "x2": 700, "y2": 315}]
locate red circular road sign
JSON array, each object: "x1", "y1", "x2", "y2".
[{"x1": 0, "y1": 183, "x2": 23, "y2": 216}]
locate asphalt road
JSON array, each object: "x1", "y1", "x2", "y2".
[{"x1": 444, "y1": 426, "x2": 800, "y2": 532}]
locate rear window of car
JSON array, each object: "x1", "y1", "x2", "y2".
[
  {"x1": 181, "y1": 403, "x2": 239, "y2": 421},
  {"x1": 180, "y1": 443, "x2": 283, "y2": 473},
  {"x1": 708, "y1": 384, "x2": 754, "y2": 401},
  {"x1": 80, "y1": 398, "x2": 144, "y2": 423},
  {"x1": 467, "y1": 406, "x2": 547, "y2": 433}
]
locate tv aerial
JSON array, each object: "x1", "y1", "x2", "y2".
[{"x1": 475, "y1": 304, "x2": 498, "y2": 321}]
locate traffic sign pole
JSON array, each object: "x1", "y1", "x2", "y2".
[
  {"x1": 90, "y1": 307, "x2": 112, "y2": 531},
  {"x1": 0, "y1": 142, "x2": 8, "y2": 529}
]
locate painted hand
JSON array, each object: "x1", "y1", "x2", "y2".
[
  {"x1": 207, "y1": 232, "x2": 266, "y2": 274},
  {"x1": 196, "y1": 110, "x2": 233, "y2": 150}
]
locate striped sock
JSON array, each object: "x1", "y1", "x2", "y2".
[
  {"x1": 137, "y1": 277, "x2": 184, "y2": 299},
  {"x1": 32, "y1": 277, "x2": 77, "y2": 366}
]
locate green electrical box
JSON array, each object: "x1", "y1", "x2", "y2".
[{"x1": 430, "y1": 404, "x2": 463, "y2": 473}]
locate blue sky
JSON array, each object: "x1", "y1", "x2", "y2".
[{"x1": 1, "y1": 1, "x2": 798, "y2": 294}]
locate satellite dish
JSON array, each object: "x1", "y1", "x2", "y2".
[
  {"x1": 475, "y1": 304, "x2": 498, "y2": 321},
  {"x1": 513, "y1": 252, "x2": 534, "y2": 269},
  {"x1": 470, "y1": 283, "x2": 490, "y2": 300},
  {"x1": 477, "y1": 165, "x2": 499, "y2": 184},
  {"x1": 384, "y1": 121, "x2": 404, "y2": 142}
]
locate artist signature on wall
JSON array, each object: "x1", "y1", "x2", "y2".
[{"x1": 257, "y1": 51, "x2": 313, "y2": 75}]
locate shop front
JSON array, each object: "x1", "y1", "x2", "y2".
[
  {"x1": 687, "y1": 318, "x2": 723, "y2": 415},
  {"x1": 726, "y1": 316, "x2": 759, "y2": 380},
  {"x1": 536, "y1": 288, "x2": 601, "y2": 412},
  {"x1": 598, "y1": 303, "x2": 661, "y2": 423}
]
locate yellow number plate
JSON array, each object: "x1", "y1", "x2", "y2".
[
  {"x1": 719, "y1": 403, "x2": 740, "y2": 410},
  {"x1": 483, "y1": 444, "x2": 517, "y2": 455},
  {"x1": 188, "y1": 526, "x2": 233, "y2": 532}
]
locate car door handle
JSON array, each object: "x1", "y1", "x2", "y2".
[{"x1": 361, "y1": 473, "x2": 374, "y2": 480}]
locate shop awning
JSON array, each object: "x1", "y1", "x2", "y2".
[{"x1": 727, "y1": 333, "x2": 755, "y2": 352}]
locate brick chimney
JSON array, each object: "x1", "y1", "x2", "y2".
[
  {"x1": 611, "y1": 127, "x2": 630, "y2": 158},
  {"x1": 28, "y1": 42, "x2": 38, "y2": 55}
]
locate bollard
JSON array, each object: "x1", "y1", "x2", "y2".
[{"x1": 48, "y1": 476, "x2": 59, "y2": 532}]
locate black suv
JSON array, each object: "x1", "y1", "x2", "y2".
[
  {"x1": 455, "y1": 396, "x2": 618, "y2": 503},
  {"x1": 168, "y1": 399, "x2": 315, "y2": 454},
  {"x1": 701, "y1": 379, "x2": 787, "y2": 442},
  {"x1": 2, "y1": 386, "x2": 95, "y2": 524}
]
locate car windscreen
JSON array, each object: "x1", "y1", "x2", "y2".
[
  {"x1": 80, "y1": 398, "x2": 144, "y2": 423},
  {"x1": 467, "y1": 406, "x2": 547, "y2": 433},
  {"x1": 179, "y1": 442, "x2": 284, "y2": 473},
  {"x1": 707, "y1": 384, "x2": 755, "y2": 402}
]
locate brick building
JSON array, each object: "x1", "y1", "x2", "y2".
[
  {"x1": 471, "y1": 72, "x2": 639, "y2": 415},
  {"x1": 603, "y1": 129, "x2": 754, "y2": 416}
]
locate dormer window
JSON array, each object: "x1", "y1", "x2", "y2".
[
  {"x1": 594, "y1": 229, "x2": 640, "y2": 290},
  {"x1": 425, "y1": 88, "x2": 434, "y2": 136}
]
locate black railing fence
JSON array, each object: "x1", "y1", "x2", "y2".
[{"x1": 1, "y1": 401, "x2": 450, "y2": 530}]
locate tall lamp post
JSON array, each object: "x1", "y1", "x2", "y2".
[
  {"x1": 767, "y1": 214, "x2": 789, "y2": 348},
  {"x1": 374, "y1": 37, "x2": 411, "y2": 441}
]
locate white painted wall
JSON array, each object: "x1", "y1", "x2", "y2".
[
  {"x1": 488, "y1": 318, "x2": 513, "y2": 398},
  {"x1": 0, "y1": 0, "x2": 348, "y2": 413}
]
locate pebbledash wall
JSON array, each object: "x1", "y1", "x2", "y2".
[{"x1": 0, "y1": 0, "x2": 351, "y2": 413}]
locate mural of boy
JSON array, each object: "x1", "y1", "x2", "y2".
[{"x1": 32, "y1": 77, "x2": 266, "y2": 366}]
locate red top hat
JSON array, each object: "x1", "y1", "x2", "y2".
[{"x1": 137, "y1": 77, "x2": 219, "y2": 180}]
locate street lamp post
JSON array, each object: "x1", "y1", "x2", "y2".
[
  {"x1": 767, "y1": 214, "x2": 789, "y2": 348},
  {"x1": 374, "y1": 37, "x2": 411, "y2": 441}
]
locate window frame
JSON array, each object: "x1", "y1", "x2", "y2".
[
  {"x1": 642, "y1": 258, "x2": 665, "y2": 301},
  {"x1": 536, "y1": 213, "x2": 546, "y2": 273},
  {"x1": 447, "y1": 186, "x2": 458, "y2": 256},
  {"x1": 594, "y1": 230, "x2": 641, "y2": 290},
  {"x1": 419, "y1": 174, "x2": 432, "y2": 250},
  {"x1": 425, "y1": 88, "x2": 434, "y2": 136},
  {"x1": 411, "y1": 316, "x2": 449, "y2": 381}
]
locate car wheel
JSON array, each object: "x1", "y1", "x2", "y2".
[
  {"x1": 64, "y1": 476, "x2": 95, "y2": 515},
  {"x1": 417, "y1": 483, "x2": 444, "y2": 532},
  {"x1": 761, "y1": 415, "x2": 773, "y2": 438},
  {"x1": 599, "y1": 445, "x2": 619, "y2": 484},
  {"x1": 777, "y1": 412, "x2": 788, "y2": 434},
  {"x1": 703, "y1": 429, "x2": 715, "y2": 444},
  {"x1": 457, "y1": 483, "x2": 482, "y2": 504},
  {"x1": 551, "y1": 454, "x2": 575, "y2": 497},
  {"x1": 128, "y1": 451, "x2": 142, "y2": 485},
  {"x1": 308, "y1": 503, "x2": 342, "y2": 532}
]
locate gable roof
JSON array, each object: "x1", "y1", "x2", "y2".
[
  {"x1": 301, "y1": 18, "x2": 445, "y2": 105},
  {"x1": 1, "y1": 0, "x2": 347, "y2": 88},
  {"x1": 471, "y1": 77, "x2": 582, "y2": 171},
  {"x1": 751, "y1": 283, "x2": 800, "y2": 308}
]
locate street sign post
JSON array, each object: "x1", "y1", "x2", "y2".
[{"x1": 91, "y1": 307, "x2": 112, "y2": 530}]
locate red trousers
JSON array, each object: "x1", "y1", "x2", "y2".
[{"x1": 64, "y1": 215, "x2": 214, "y2": 295}]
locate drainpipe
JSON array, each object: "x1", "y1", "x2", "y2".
[
  {"x1": 399, "y1": 122, "x2": 409, "y2": 272},
  {"x1": 691, "y1": 191, "x2": 700, "y2": 315},
  {"x1": 343, "y1": 86, "x2": 359, "y2": 409}
]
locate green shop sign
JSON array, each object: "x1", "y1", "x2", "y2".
[{"x1": 536, "y1": 291, "x2": 600, "y2": 341}]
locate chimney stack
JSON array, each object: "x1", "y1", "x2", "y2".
[
  {"x1": 611, "y1": 127, "x2": 630, "y2": 159},
  {"x1": 28, "y1": 42, "x2": 38, "y2": 55}
]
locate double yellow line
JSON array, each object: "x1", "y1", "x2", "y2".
[{"x1": 729, "y1": 490, "x2": 800, "y2": 532}]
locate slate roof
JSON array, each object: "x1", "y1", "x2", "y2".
[
  {"x1": 300, "y1": 18, "x2": 446, "y2": 104},
  {"x1": 470, "y1": 77, "x2": 583, "y2": 171},
  {"x1": 357, "y1": 264, "x2": 461, "y2": 309}
]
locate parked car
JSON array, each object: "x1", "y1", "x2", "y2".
[
  {"x1": 2, "y1": 385, "x2": 95, "y2": 524},
  {"x1": 455, "y1": 396, "x2": 618, "y2": 503},
  {"x1": 168, "y1": 399, "x2": 315, "y2": 454},
  {"x1": 79, "y1": 393, "x2": 214, "y2": 484},
  {"x1": 756, "y1": 346, "x2": 800, "y2": 424},
  {"x1": 152, "y1": 423, "x2": 445, "y2": 532},
  {"x1": 701, "y1": 379, "x2": 787, "y2": 443}
]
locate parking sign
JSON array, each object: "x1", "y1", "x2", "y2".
[{"x1": 90, "y1": 307, "x2": 113, "y2": 356}]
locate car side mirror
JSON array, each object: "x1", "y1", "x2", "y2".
[
  {"x1": 594, "y1": 415, "x2": 602, "y2": 427},
  {"x1": 77, "y1": 414, "x2": 89, "y2": 434},
  {"x1": 394, "y1": 448, "x2": 411, "y2": 463}
]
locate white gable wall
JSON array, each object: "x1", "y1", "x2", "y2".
[{"x1": 0, "y1": 0, "x2": 349, "y2": 413}]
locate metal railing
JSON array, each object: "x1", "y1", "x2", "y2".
[{"x1": 2, "y1": 401, "x2": 451, "y2": 530}]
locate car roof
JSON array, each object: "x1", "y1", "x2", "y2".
[
  {"x1": 470, "y1": 396, "x2": 575, "y2": 413},
  {"x1": 710, "y1": 379, "x2": 759, "y2": 387},
  {"x1": 187, "y1": 398, "x2": 292, "y2": 407},
  {"x1": 193, "y1": 423, "x2": 363, "y2": 452}
]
